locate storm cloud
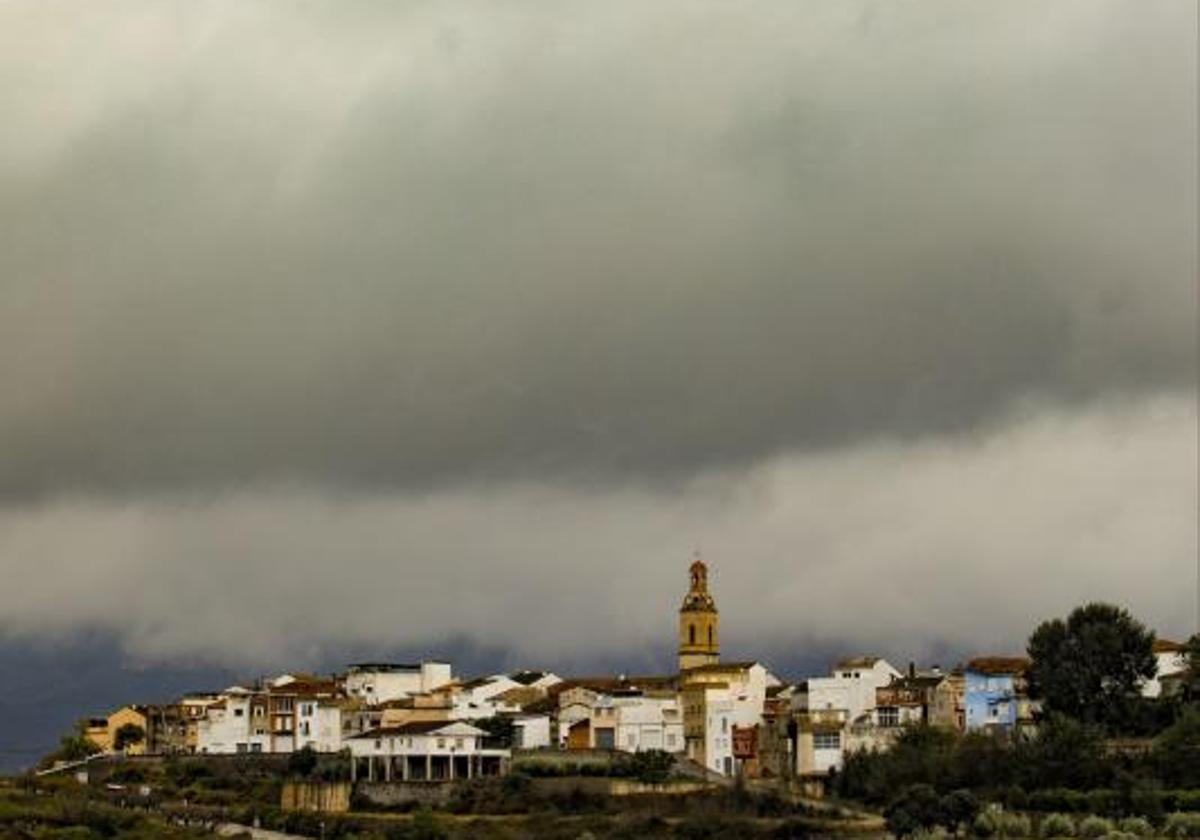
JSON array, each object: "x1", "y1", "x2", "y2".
[{"x1": 0, "y1": 1, "x2": 1195, "y2": 667}]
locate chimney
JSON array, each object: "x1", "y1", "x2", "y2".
[{"x1": 908, "y1": 662, "x2": 916, "y2": 678}]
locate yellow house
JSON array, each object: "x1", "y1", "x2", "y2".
[
  {"x1": 82, "y1": 718, "x2": 111, "y2": 752},
  {"x1": 105, "y1": 705, "x2": 150, "y2": 755}
]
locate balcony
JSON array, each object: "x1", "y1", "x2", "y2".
[{"x1": 797, "y1": 709, "x2": 848, "y2": 730}]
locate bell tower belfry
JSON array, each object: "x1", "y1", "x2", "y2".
[{"x1": 678, "y1": 553, "x2": 719, "y2": 671}]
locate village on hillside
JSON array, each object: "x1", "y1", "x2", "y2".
[{"x1": 56, "y1": 557, "x2": 1192, "y2": 795}]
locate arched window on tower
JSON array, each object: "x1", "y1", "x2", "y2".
[
  {"x1": 707, "y1": 625, "x2": 713, "y2": 647},
  {"x1": 689, "y1": 624, "x2": 696, "y2": 646}
]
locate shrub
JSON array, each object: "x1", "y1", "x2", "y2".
[
  {"x1": 941, "y1": 790, "x2": 983, "y2": 835},
  {"x1": 887, "y1": 784, "x2": 944, "y2": 838},
  {"x1": 1001, "y1": 813, "x2": 1032, "y2": 838},
  {"x1": 107, "y1": 764, "x2": 147, "y2": 784},
  {"x1": 410, "y1": 806, "x2": 447, "y2": 840},
  {"x1": 1163, "y1": 813, "x2": 1200, "y2": 839},
  {"x1": 1115, "y1": 817, "x2": 1153, "y2": 837},
  {"x1": 1039, "y1": 813, "x2": 1076, "y2": 838},
  {"x1": 1078, "y1": 816, "x2": 1114, "y2": 839},
  {"x1": 625, "y1": 750, "x2": 674, "y2": 785},
  {"x1": 973, "y1": 805, "x2": 1004, "y2": 838},
  {"x1": 912, "y1": 829, "x2": 951, "y2": 840}
]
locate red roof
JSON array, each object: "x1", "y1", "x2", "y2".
[{"x1": 1153, "y1": 638, "x2": 1186, "y2": 654}]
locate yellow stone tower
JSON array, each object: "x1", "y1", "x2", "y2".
[{"x1": 678, "y1": 554, "x2": 719, "y2": 671}]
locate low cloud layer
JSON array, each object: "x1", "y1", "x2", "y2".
[
  {"x1": 2, "y1": 398, "x2": 1194, "y2": 669},
  {"x1": 0, "y1": 1, "x2": 1194, "y2": 670}
]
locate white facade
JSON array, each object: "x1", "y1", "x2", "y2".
[
  {"x1": 347, "y1": 721, "x2": 510, "y2": 782},
  {"x1": 343, "y1": 662, "x2": 453, "y2": 705},
  {"x1": 682, "y1": 663, "x2": 776, "y2": 776},
  {"x1": 1143, "y1": 642, "x2": 1189, "y2": 698},
  {"x1": 701, "y1": 689, "x2": 735, "y2": 776},
  {"x1": 197, "y1": 690, "x2": 258, "y2": 754},
  {"x1": 802, "y1": 658, "x2": 901, "y2": 725},
  {"x1": 791, "y1": 658, "x2": 901, "y2": 777},
  {"x1": 613, "y1": 694, "x2": 684, "y2": 754},
  {"x1": 295, "y1": 699, "x2": 344, "y2": 752},
  {"x1": 811, "y1": 724, "x2": 846, "y2": 774},
  {"x1": 347, "y1": 721, "x2": 492, "y2": 758},
  {"x1": 512, "y1": 715, "x2": 552, "y2": 750}
]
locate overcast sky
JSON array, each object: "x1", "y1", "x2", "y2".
[{"x1": 1, "y1": 1, "x2": 1196, "y2": 673}]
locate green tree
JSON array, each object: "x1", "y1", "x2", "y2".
[
  {"x1": 1154, "y1": 705, "x2": 1200, "y2": 788},
  {"x1": 475, "y1": 715, "x2": 515, "y2": 747},
  {"x1": 287, "y1": 745, "x2": 318, "y2": 778},
  {"x1": 625, "y1": 749, "x2": 674, "y2": 784},
  {"x1": 113, "y1": 723, "x2": 145, "y2": 752},
  {"x1": 1182, "y1": 634, "x2": 1200, "y2": 702},
  {"x1": 57, "y1": 733, "x2": 103, "y2": 762},
  {"x1": 885, "y1": 784, "x2": 942, "y2": 838},
  {"x1": 939, "y1": 789, "x2": 982, "y2": 836},
  {"x1": 1027, "y1": 603, "x2": 1156, "y2": 731},
  {"x1": 1016, "y1": 712, "x2": 1109, "y2": 790}
]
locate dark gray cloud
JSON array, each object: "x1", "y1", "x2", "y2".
[
  {"x1": 0, "y1": 0, "x2": 1194, "y2": 499},
  {"x1": 0, "y1": 2, "x2": 1194, "y2": 679}
]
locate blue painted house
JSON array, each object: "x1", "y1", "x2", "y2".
[{"x1": 963, "y1": 657, "x2": 1031, "y2": 733}]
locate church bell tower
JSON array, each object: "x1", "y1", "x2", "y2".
[{"x1": 678, "y1": 554, "x2": 719, "y2": 671}]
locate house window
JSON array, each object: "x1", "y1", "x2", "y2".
[
  {"x1": 236, "y1": 743, "x2": 248, "y2": 753},
  {"x1": 814, "y1": 732, "x2": 841, "y2": 751},
  {"x1": 375, "y1": 739, "x2": 382, "y2": 749},
  {"x1": 234, "y1": 709, "x2": 244, "y2": 717},
  {"x1": 721, "y1": 718, "x2": 728, "y2": 734},
  {"x1": 250, "y1": 743, "x2": 262, "y2": 753},
  {"x1": 878, "y1": 707, "x2": 900, "y2": 728},
  {"x1": 253, "y1": 707, "x2": 264, "y2": 718},
  {"x1": 667, "y1": 734, "x2": 677, "y2": 748},
  {"x1": 455, "y1": 738, "x2": 463, "y2": 748},
  {"x1": 437, "y1": 738, "x2": 445, "y2": 748}
]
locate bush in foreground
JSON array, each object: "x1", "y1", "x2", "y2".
[{"x1": 1039, "y1": 813, "x2": 1075, "y2": 838}]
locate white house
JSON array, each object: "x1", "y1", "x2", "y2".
[
  {"x1": 1143, "y1": 639, "x2": 1189, "y2": 698},
  {"x1": 511, "y1": 715, "x2": 552, "y2": 750},
  {"x1": 197, "y1": 688, "x2": 258, "y2": 754},
  {"x1": 294, "y1": 697, "x2": 345, "y2": 753},
  {"x1": 343, "y1": 662, "x2": 453, "y2": 705},
  {"x1": 612, "y1": 693, "x2": 684, "y2": 754},
  {"x1": 681, "y1": 662, "x2": 778, "y2": 776},
  {"x1": 791, "y1": 657, "x2": 902, "y2": 776},
  {"x1": 805, "y1": 657, "x2": 902, "y2": 725},
  {"x1": 347, "y1": 720, "x2": 510, "y2": 781}
]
